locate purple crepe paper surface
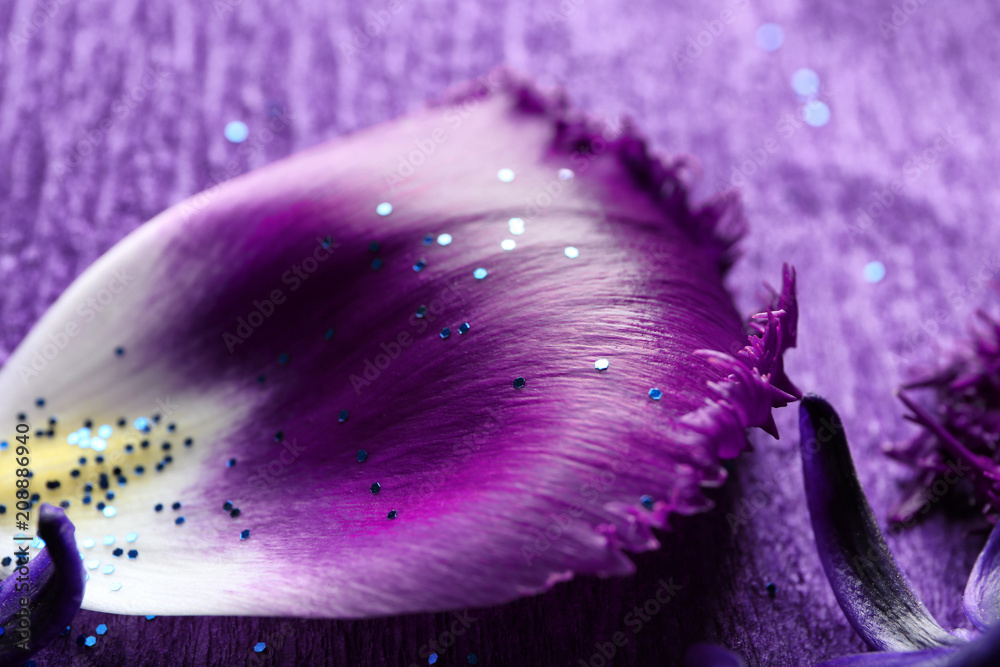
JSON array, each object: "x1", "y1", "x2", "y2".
[{"x1": 0, "y1": 0, "x2": 998, "y2": 665}]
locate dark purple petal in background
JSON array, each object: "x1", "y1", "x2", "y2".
[
  {"x1": 684, "y1": 642, "x2": 749, "y2": 667},
  {"x1": 799, "y1": 396, "x2": 960, "y2": 651},
  {"x1": 0, "y1": 504, "x2": 85, "y2": 663},
  {"x1": 963, "y1": 522, "x2": 1000, "y2": 633}
]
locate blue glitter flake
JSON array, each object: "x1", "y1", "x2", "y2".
[
  {"x1": 422, "y1": 234, "x2": 433, "y2": 246},
  {"x1": 413, "y1": 259, "x2": 427, "y2": 272},
  {"x1": 473, "y1": 267, "x2": 488, "y2": 280},
  {"x1": 85, "y1": 635, "x2": 97, "y2": 647},
  {"x1": 227, "y1": 458, "x2": 237, "y2": 468},
  {"x1": 458, "y1": 322, "x2": 470, "y2": 334},
  {"x1": 278, "y1": 353, "x2": 290, "y2": 365},
  {"x1": 371, "y1": 258, "x2": 383, "y2": 270},
  {"x1": 241, "y1": 529, "x2": 251, "y2": 540},
  {"x1": 325, "y1": 328, "x2": 335, "y2": 340},
  {"x1": 126, "y1": 532, "x2": 138, "y2": 542},
  {"x1": 339, "y1": 409, "x2": 349, "y2": 423},
  {"x1": 415, "y1": 305, "x2": 427, "y2": 318},
  {"x1": 648, "y1": 388, "x2": 663, "y2": 401},
  {"x1": 640, "y1": 495, "x2": 654, "y2": 510},
  {"x1": 468, "y1": 654, "x2": 479, "y2": 665},
  {"x1": 437, "y1": 233, "x2": 453, "y2": 246},
  {"x1": 96, "y1": 624, "x2": 107, "y2": 635},
  {"x1": 254, "y1": 642, "x2": 266, "y2": 653},
  {"x1": 429, "y1": 654, "x2": 438, "y2": 665},
  {"x1": 513, "y1": 377, "x2": 526, "y2": 389},
  {"x1": 440, "y1": 327, "x2": 451, "y2": 339},
  {"x1": 376, "y1": 202, "x2": 393, "y2": 216},
  {"x1": 103, "y1": 536, "x2": 115, "y2": 546},
  {"x1": 224, "y1": 121, "x2": 249, "y2": 143},
  {"x1": 370, "y1": 482, "x2": 381, "y2": 494},
  {"x1": 356, "y1": 450, "x2": 368, "y2": 463},
  {"x1": 175, "y1": 517, "x2": 185, "y2": 525},
  {"x1": 128, "y1": 550, "x2": 138, "y2": 559},
  {"x1": 387, "y1": 510, "x2": 398, "y2": 519}
]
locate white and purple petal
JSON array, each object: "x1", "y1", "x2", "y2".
[
  {"x1": 799, "y1": 396, "x2": 961, "y2": 651},
  {"x1": 0, "y1": 71, "x2": 797, "y2": 618}
]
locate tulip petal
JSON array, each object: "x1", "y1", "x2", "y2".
[
  {"x1": 964, "y1": 521, "x2": 1000, "y2": 632},
  {"x1": 0, "y1": 504, "x2": 85, "y2": 662},
  {"x1": 0, "y1": 71, "x2": 797, "y2": 618},
  {"x1": 799, "y1": 396, "x2": 961, "y2": 651}
]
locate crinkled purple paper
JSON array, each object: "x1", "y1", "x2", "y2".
[{"x1": 0, "y1": 0, "x2": 997, "y2": 665}]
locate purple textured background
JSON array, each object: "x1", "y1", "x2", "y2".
[{"x1": 1, "y1": 0, "x2": 998, "y2": 665}]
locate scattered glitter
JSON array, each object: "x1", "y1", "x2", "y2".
[
  {"x1": 175, "y1": 517, "x2": 185, "y2": 525},
  {"x1": 241, "y1": 529, "x2": 251, "y2": 540},
  {"x1": 126, "y1": 532, "x2": 137, "y2": 543},
  {"x1": 224, "y1": 121, "x2": 249, "y2": 143},
  {"x1": 640, "y1": 495, "x2": 654, "y2": 509},
  {"x1": 85, "y1": 635, "x2": 97, "y2": 647},
  {"x1": 413, "y1": 259, "x2": 426, "y2": 272},
  {"x1": 791, "y1": 68, "x2": 821, "y2": 97},
  {"x1": 468, "y1": 654, "x2": 479, "y2": 665},
  {"x1": 802, "y1": 100, "x2": 831, "y2": 127},
  {"x1": 500, "y1": 239, "x2": 516, "y2": 251},
  {"x1": 82, "y1": 538, "x2": 95, "y2": 549},
  {"x1": 278, "y1": 353, "x2": 290, "y2": 365},
  {"x1": 755, "y1": 23, "x2": 784, "y2": 52},
  {"x1": 230, "y1": 508, "x2": 241, "y2": 518},
  {"x1": 558, "y1": 168, "x2": 574, "y2": 180},
  {"x1": 96, "y1": 624, "x2": 107, "y2": 635},
  {"x1": 146, "y1": 616, "x2": 155, "y2": 620},
  {"x1": 371, "y1": 258, "x2": 383, "y2": 270},
  {"x1": 274, "y1": 431, "x2": 284, "y2": 443},
  {"x1": 766, "y1": 582, "x2": 778, "y2": 598},
  {"x1": 102, "y1": 506, "x2": 117, "y2": 518},
  {"x1": 103, "y1": 536, "x2": 115, "y2": 546},
  {"x1": 595, "y1": 359, "x2": 610, "y2": 371},
  {"x1": 440, "y1": 327, "x2": 451, "y2": 339},
  {"x1": 387, "y1": 510, "x2": 398, "y2": 519},
  {"x1": 172, "y1": 502, "x2": 182, "y2": 510},
  {"x1": 497, "y1": 168, "x2": 515, "y2": 182},
  {"x1": 325, "y1": 328, "x2": 335, "y2": 341},
  {"x1": 97, "y1": 424, "x2": 112, "y2": 439},
  {"x1": 110, "y1": 583, "x2": 122, "y2": 591},
  {"x1": 473, "y1": 267, "x2": 488, "y2": 280},
  {"x1": 863, "y1": 260, "x2": 887, "y2": 283},
  {"x1": 86, "y1": 560, "x2": 99, "y2": 570},
  {"x1": 227, "y1": 458, "x2": 237, "y2": 468},
  {"x1": 254, "y1": 642, "x2": 267, "y2": 653},
  {"x1": 458, "y1": 322, "x2": 471, "y2": 334},
  {"x1": 134, "y1": 417, "x2": 150, "y2": 433},
  {"x1": 376, "y1": 202, "x2": 393, "y2": 216},
  {"x1": 154, "y1": 504, "x2": 163, "y2": 512},
  {"x1": 370, "y1": 482, "x2": 381, "y2": 494},
  {"x1": 513, "y1": 377, "x2": 526, "y2": 389},
  {"x1": 369, "y1": 241, "x2": 380, "y2": 253},
  {"x1": 223, "y1": 501, "x2": 234, "y2": 511},
  {"x1": 437, "y1": 233, "x2": 453, "y2": 246},
  {"x1": 128, "y1": 550, "x2": 138, "y2": 559},
  {"x1": 415, "y1": 305, "x2": 428, "y2": 318},
  {"x1": 357, "y1": 450, "x2": 368, "y2": 463},
  {"x1": 339, "y1": 409, "x2": 349, "y2": 423},
  {"x1": 508, "y1": 217, "x2": 525, "y2": 235},
  {"x1": 648, "y1": 388, "x2": 663, "y2": 401},
  {"x1": 564, "y1": 246, "x2": 579, "y2": 259},
  {"x1": 102, "y1": 564, "x2": 114, "y2": 574},
  {"x1": 429, "y1": 655, "x2": 438, "y2": 665}
]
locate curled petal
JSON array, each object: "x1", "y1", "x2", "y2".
[
  {"x1": 799, "y1": 396, "x2": 960, "y2": 651},
  {"x1": 964, "y1": 521, "x2": 1000, "y2": 632},
  {"x1": 0, "y1": 71, "x2": 796, "y2": 618},
  {"x1": 0, "y1": 504, "x2": 85, "y2": 662}
]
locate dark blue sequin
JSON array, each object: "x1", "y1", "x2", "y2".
[
  {"x1": 513, "y1": 377, "x2": 526, "y2": 389},
  {"x1": 356, "y1": 450, "x2": 367, "y2": 463},
  {"x1": 370, "y1": 482, "x2": 380, "y2": 494}
]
